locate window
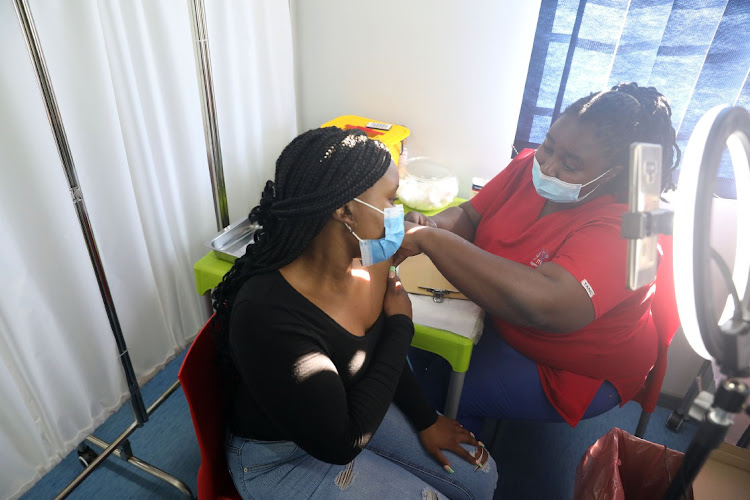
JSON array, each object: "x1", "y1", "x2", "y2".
[{"x1": 515, "y1": 0, "x2": 750, "y2": 198}]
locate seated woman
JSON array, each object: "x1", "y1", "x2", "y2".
[
  {"x1": 401, "y1": 83, "x2": 681, "y2": 434},
  {"x1": 211, "y1": 127, "x2": 497, "y2": 499}
]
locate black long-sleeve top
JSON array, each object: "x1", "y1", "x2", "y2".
[{"x1": 227, "y1": 271, "x2": 438, "y2": 465}]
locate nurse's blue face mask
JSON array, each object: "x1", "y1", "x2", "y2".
[
  {"x1": 345, "y1": 199, "x2": 405, "y2": 267},
  {"x1": 532, "y1": 153, "x2": 612, "y2": 203}
]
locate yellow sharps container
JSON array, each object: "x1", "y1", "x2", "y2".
[{"x1": 321, "y1": 115, "x2": 410, "y2": 166}]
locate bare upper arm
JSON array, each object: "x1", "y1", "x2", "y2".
[{"x1": 534, "y1": 261, "x2": 596, "y2": 332}]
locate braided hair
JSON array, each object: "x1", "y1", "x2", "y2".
[
  {"x1": 562, "y1": 82, "x2": 681, "y2": 197},
  {"x1": 211, "y1": 127, "x2": 391, "y2": 381}
]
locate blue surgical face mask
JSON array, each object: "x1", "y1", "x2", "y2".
[
  {"x1": 345, "y1": 199, "x2": 405, "y2": 266},
  {"x1": 532, "y1": 154, "x2": 612, "y2": 203}
]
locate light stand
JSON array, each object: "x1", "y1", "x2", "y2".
[
  {"x1": 625, "y1": 104, "x2": 750, "y2": 499},
  {"x1": 663, "y1": 104, "x2": 750, "y2": 498},
  {"x1": 623, "y1": 104, "x2": 750, "y2": 498},
  {"x1": 664, "y1": 379, "x2": 749, "y2": 499}
]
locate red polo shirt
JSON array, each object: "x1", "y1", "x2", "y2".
[{"x1": 471, "y1": 149, "x2": 657, "y2": 426}]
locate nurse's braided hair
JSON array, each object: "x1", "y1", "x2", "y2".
[
  {"x1": 211, "y1": 126, "x2": 391, "y2": 379},
  {"x1": 563, "y1": 82, "x2": 681, "y2": 197}
]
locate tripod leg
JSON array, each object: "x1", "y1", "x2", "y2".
[{"x1": 663, "y1": 414, "x2": 729, "y2": 500}]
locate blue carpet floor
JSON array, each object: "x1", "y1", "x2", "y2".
[
  {"x1": 22, "y1": 348, "x2": 699, "y2": 500},
  {"x1": 22, "y1": 349, "x2": 198, "y2": 500}
]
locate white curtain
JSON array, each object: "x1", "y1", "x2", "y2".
[
  {"x1": 206, "y1": 0, "x2": 299, "y2": 223},
  {"x1": 0, "y1": 1, "x2": 297, "y2": 498}
]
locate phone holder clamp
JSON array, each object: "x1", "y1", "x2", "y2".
[{"x1": 621, "y1": 208, "x2": 674, "y2": 239}]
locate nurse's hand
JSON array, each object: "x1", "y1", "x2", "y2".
[
  {"x1": 418, "y1": 415, "x2": 488, "y2": 473},
  {"x1": 393, "y1": 221, "x2": 430, "y2": 266},
  {"x1": 404, "y1": 211, "x2": 438, "y2": 228}
]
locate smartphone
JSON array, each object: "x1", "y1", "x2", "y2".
[{"x1": 626, "y1": 143, "x2": 662, "y2": 290}]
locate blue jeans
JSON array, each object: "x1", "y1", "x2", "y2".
[
  {"x1": 409, "y1": 324, "x2": 621, "y2": 435},
  {"x1": 225, "y1": 404, "x2": 498, "y2": 499}
]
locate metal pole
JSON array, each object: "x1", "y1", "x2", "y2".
[
  {"x1": 55, "y1": 381, "x2": 189, "y2": 499},
  {"x1": 188, "y1": 0, "x2": 230, "y2": 231},
  {"x1": 13, "y1": 0, "x2": 148, "y2": 426},
  {"x1": 84, "y1": 435, "x2": 193, "y2": 498},
  {"x1": 444, "y1": 371, "x2": 466, "y2": 420},
  {"x1": 55, "y1": 415, "x2": 141, "y2": 499}
]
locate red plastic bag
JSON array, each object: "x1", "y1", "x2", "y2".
[{"x1": 574, "y1": 427, "x2": 694, "y2": 500}]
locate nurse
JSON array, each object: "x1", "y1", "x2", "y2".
[{"x1": 400, "y1": 82, "x2": 681, "y2": 433}]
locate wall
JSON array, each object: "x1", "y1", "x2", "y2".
[
  {"x1": 661, "y1": 328, "x2": 706, "y2": 398},
  {"x1": 290, "y1": 0, "x2": 542, "y2": 199}
]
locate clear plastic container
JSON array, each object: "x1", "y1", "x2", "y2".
[{"x1": 397, "y1": 156, "x2": 459, "y2": 211}]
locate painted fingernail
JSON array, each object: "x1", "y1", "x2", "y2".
[
  {"x1": 478, "y1": 441, "x2": 485, "y2": 448},
  {"x1": 443, "y1": 465, "x2": 454, "y2": 474},
  {"x1": 470, "y1": 432, "x2": 475, "y2": 438},
  {"x1": 388, "y1": 265, "x2": 396, "y2": 278}
]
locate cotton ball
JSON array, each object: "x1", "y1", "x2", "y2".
[{"x1": 398, "y1": 173, "x2": 458, "y2": 211}]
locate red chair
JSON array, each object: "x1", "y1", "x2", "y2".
[
  {"x1": 178, "y1": 315, "x2": 242, "y2": 500},
  {"x1": 633, "y1": 235, "x2": 681, "y2": 437}
]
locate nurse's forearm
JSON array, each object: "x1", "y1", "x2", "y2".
[
  {"x1": 413, "y1": 227, "x2": 592, "y2": 333},
  {"x1": 425, "y1": 203, "x2": 477, "y2": 241}
]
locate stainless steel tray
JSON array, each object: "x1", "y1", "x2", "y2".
[{"x1": 206, "y1": 218, "x2": 259, "y2": 262}]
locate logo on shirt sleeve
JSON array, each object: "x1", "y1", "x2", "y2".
[
  {"x1": 530, "y1": 248, "x2": 550, "y2": 268},
  {"x1": 580, "y1": 279, "x2": 595, "y2": 298}
]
